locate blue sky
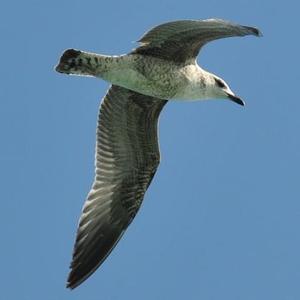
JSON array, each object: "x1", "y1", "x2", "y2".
[{"x1": 1, "y1": 0, "x2": 299, "y2": 299}]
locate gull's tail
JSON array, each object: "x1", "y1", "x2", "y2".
[{"x1": 55, "y1": 49, "x2": 111, "y2": 77}]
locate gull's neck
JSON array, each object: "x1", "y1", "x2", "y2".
[{"x1": 173, "y1": 64, "x2": 216, "y2": 100}]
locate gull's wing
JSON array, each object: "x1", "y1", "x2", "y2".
[
  {"x1": 131, "y1": 19, "x2": 261, "y2": 64},
  {"x1": 67, "y1": 85, "x2": 167, "y2": 289}
]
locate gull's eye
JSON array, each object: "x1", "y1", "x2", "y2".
[{"x1": 214, "y1": 78, "x2": 226, "y2": 88}]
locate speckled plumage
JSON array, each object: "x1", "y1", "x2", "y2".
[{"x1": 55, "y1": 18, "x2": 261, "y2": 289}]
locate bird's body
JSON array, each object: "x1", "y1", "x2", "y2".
[
  {"x1": 55, "y1": 18, "x2": 261, "y2": 289},
  {"x1": 58, "y1": 51, "x2": 216, "y2": 100}
]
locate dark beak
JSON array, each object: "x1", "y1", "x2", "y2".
[{"x1": 227, "y1": 93, "x2": 245, "y2": 106}]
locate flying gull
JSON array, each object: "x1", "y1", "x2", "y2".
[{"x1": 55, "y1": 18, "x2": 261, "y2": 289}]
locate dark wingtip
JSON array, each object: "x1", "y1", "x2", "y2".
[
  {"x1": 66, "y1": 282, "x2": 75, "y2": 290},
  {"x1": 66, "y1": 267, "x2": 83, "y2": 290},
  {"x1": 66, "y1": 283, "x2": 73, "y2": 290},
  {"x1": 66, "y1": 275, "x2": 79, "y2": 290},
  {"x1": 244, "y1": 25, "x2": 263, "y2": 37}
]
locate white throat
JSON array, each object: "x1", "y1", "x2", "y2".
[{"x1": 173, "y1": 65, "x2": 216, "y2": 100}]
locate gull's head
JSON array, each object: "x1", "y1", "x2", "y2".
[{"x1": 211, "y1": 75, "x2": 245, "y2": 106}]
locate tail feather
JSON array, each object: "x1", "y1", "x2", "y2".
[{"x1": 55, "y1": 48, "x2": 103, "y2": 77}]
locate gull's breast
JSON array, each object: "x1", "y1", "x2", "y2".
[
  {"x1": 172, "y1": 64, "x2": 208, "y2": 100},
  {"x1": 102, "y1": 55, "x2": 190, "y2": 100}
]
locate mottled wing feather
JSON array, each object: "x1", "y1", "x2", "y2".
[
  {"x1": 67, "y1": 86, "x2": 167, "y2": 289},
  {"x1": 132, "y1": 19, "x2": 261, "y2": 63}
]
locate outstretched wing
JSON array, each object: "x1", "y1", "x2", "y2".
[
  {"x1": 132, "y1": 19, "x2": 261, "y2": 64},
  {"x1": 67, "y1": 85, "x2": 167, "y2": 289}
]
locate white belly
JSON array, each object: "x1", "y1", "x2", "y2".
[{"x1": 99, "y1": 55, "x2": 208, "y2": 100}]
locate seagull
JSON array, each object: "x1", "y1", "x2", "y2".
[{"x1": 55, "y1": 18, "x2": 261, "y2": 289}]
